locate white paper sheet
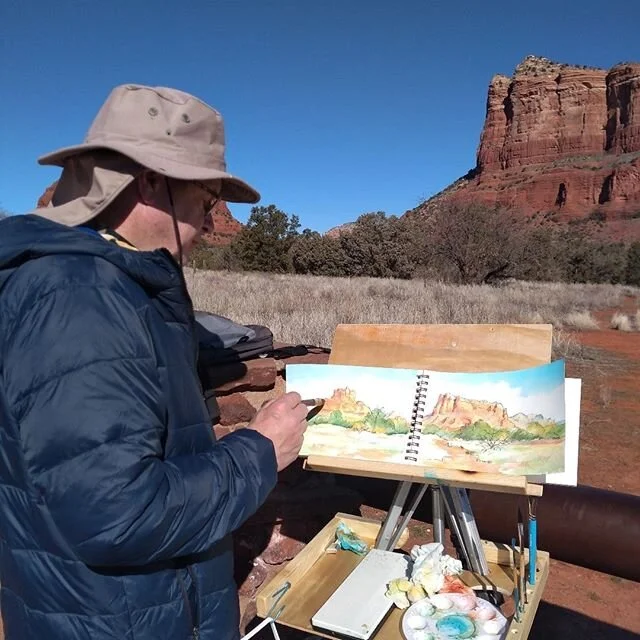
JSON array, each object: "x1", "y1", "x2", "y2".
[{"x1": 528, "y1": 377, "x2": 581, "y2": 486}]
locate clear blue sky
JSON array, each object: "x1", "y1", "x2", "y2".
[{"x1": 1, "y1": 0, "x2": 638, "y2": 232}]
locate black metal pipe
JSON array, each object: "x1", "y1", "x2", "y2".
[{"x1": 468, "y1": 484, "x2": 640, "y2": 583}]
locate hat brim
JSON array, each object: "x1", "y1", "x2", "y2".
[{"x1": 38, "y1": 142, "x2": 260, "y2": 204}]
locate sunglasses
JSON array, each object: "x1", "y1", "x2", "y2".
[{"x1": 194, "y1": 181, "x2": 222, "y2": 214}]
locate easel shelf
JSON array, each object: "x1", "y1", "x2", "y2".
[
  {"x1": 304, "y1": 455, "x2": 544, "y2": 497},
  {"x1": 255, "y1": 513, "x2": 549, "y2": 640}
]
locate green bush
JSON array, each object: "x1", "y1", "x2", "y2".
[
  {"x1": 328, "y1": 409, "x2": 352, "y2": 428},
  {"x1": 510, "y1": 428, "x2": 538, "y2": 441},
  {"x1": 625, "y1": 242, "x2": 640, "y2": 286},
  {"x1": 457, "y1": 420, "x2": 506, "y2": 441}
]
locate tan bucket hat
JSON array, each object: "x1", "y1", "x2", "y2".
[{"x1": 36, "y1": 83, "x2": 260, "y2": 226}]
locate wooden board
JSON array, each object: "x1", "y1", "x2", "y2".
[
  {"x1": 304, "y1": 456, "x2": 544, "y2": 497},
  {"x1": 255, "y1": 514, "x2": 549, "y2": 640},
  {"x1": 256, "y1": 514, "x2": 409, "y2": 619},
  {"x1": 329, "y1": 323, "x2": 552, "y2": 371}
]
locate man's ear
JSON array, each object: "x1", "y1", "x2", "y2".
[{"x1": 137, "y1": 171, "x2": 164, "y2": 206}]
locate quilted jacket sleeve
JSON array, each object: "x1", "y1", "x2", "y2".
[{"x1": 3, "y1": 283, "x2": 278, "y2": 567}]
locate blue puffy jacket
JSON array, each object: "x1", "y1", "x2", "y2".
[{"x1": 0, "y1": 214, "x2": 278, "y2": 639}]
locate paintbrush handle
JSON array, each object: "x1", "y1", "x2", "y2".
[
  {"x1": 511, "y1": 537, "x2": 519, "y2": 620},
  {"x1": 529, "y1": 516, "x2": 537, "y2": 586},
  {"x1": 301, "y1": 398, "x2": 324, "y2": 407},
  {"x1": 520, "y1": 548, "x2": 526, "y2": 607}
]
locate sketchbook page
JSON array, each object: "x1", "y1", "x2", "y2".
[
  {"x1": 527, "y1": 378, "x2": 581, "y2": 486},
  {"x1": 416, "y1": 360, "x2": 566, "y2": 476},
  {"x1": 285, "y1": 363, "x2": 421, "y2": 464}
]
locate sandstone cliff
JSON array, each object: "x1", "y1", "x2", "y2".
[
  {"x1": 319, "y1": 387, "x2": 370, "y2": 422},
  {"x1": 417, "y1": 55, "x2": 640, "y2": 240},
  {"x1": 424, "y1": 393, "x2": 515, "y2": 432},
  {"x1": 36, "y1": 181, "x2": 243, "y2": 246}
]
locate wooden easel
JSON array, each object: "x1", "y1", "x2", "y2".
[{"x1": 254, "y1": 324, "x2": 552, "y2": 639}]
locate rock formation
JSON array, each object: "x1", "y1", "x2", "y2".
[
  {"x1": 416, "y1": 55, "x2": 640, "y2": 240},
  {"x1": 320, "y1": 387, "x2": 370, "y2": 421},
  {"x1": 36, "y1": 180, "x2": 243, "y2": 246},
  {"x1": 325, "y1": 221, "x2": 356, "y2": 237},
  {"x1": 424, "y1": 393, "x2": 515, "y2": 432}
]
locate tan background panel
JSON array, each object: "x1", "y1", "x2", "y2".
[{"x1": 329, "y1": 323, "x2": 552, "y2": 371}]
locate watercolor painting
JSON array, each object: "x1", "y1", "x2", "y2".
[
  {"x1": 416, "y1": 360, "x2": 566, "y2": 475},
  {"x1": 285, "y1": 360, "x2": 566, "y2": 476},
  {"x1": 286, "y1": 363, "x2": 420, "y2": 463}
]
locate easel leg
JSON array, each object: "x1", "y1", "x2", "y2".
[
  {"x1": 374, "y1": 481, "x2": 412, "y2": 550},
  {"x1": 241, "y1": 617, "x2": 278, "y2": 640},
  {"x1": 387, "y1": 483, "x2": 429, "y2": 551},
  {"x1": 440, "y1": 487, "x2": 489, "y2": 575},
  {"x1": 432, "y1": 486, "x2": 445, "y2": 544}
]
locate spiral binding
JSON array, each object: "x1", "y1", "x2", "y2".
[{"x1": 404, "y1": 372, "x2": 429, "y2": 462}]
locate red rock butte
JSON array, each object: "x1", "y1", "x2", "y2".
[
  {"x1": 411, "y1": 55, "x2": 640, "y2": 241},
  {"x1": 426, "y1": 393, "x2": 515, "y2": 431}
]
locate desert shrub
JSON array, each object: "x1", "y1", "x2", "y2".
[
  {"x1": 422, "y1": 424, "x2": 444, "y2": 436},
  {"x1": 625, "y1": 242, "x2": 640, "y2": 286},
  {"x1": 610, "y1": 312, "x2": 635, "y2": 331},
  {"x1": 457, "y1": 420, "x2": 506, "y2": 442},
  {"x1": 288, "y1": 232, "x2": 349, "y2": 277},
  {"x1": 230, "y1": 204, "x2": 300, "y2": 273},
  {"x1": 327, "y1": 409, "x2": 352, "y2": 428},
  {"x1": 196, "y1": 200, "x2": 635, "y2": 286},
  {"x1": 188, "y1": 241, "x2": 236, "y2": 271},
  {"x1": 563, "y1": 311, "x2": 599, "y2": 330},
  {"x1": 510, "y1": 429, "x2": 538, "y2": 441}
]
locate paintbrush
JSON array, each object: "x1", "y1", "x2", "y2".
[
  {"x1": 301, "y1": 398, "x2": 325, "y2": 407},
  {"x1": 518, "y1": 507, "x2": 526, "y2": 608},
  {"x1": 302, "y1": 398, "x2": 325, "y2": 420},
  {"x1": 511, "y1": 537, "x2": 520, "y2": 622},
  {"x1": 528, "y1": 496, "x2": 537, "y2": 586}
]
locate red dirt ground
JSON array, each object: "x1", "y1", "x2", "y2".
[{"x1": 530, "y1": 297, "x2": 640, "y2": 639}]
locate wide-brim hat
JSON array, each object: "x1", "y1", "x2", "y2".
[{"x1": 38, "y1": 83, "x2": 260, "y2": 210}]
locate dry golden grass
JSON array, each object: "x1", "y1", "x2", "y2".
[
  {"x1": 185, "y1": 269, "x2": 638, "y2": 351},
  {"x1": 611, "y1": 313, "x2": 633, "y2": 331},
  {"x1": 562, "y1": 311, "x2": 600, "y2": 330},
  {"x1": 610, "y1": 310, "x2": 640, "y2": 332}
]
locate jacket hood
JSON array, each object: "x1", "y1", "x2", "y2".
[{"x1": 0, "y1": 213, "x2": 183, "y2": 297}]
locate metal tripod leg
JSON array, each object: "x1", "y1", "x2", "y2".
[
  {"x1": 440, "y1": 486, "x2": 488, "y2": 575},
  {"x1": 374, "y1": 481, "x2": 489, "y2": 578},
  {"x1": 386, "y1": 483, "x2": 430, "y2": 551},
  {"x1": 432, "y1": 486, "x2": 446, "y2": 544},
  {"x1": 374, "y1": 481, "x2": 412, "y2": 551}
]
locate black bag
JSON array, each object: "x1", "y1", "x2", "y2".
[
  {"x1": 194, "y1": 311, "x2": 274, "y2": 425},
  {"x1": 194, "y1": 311, "x2": 274, "y2": 365}
]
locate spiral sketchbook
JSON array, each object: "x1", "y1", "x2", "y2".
[{"x1": 285, "y1": 360, "x2": 567, "y2": 477}]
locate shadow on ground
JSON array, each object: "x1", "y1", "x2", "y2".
[{"x1": 530, "y1": 601, "x2": 638, "y2": 640}]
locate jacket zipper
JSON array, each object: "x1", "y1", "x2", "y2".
[
  {"x1": 177, "y1": 568, "x2": 200, "y2": 639},
  {"x1": 187, "y1": 565, "x2": 200, "y2": 639}
]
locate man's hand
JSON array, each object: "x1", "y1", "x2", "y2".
[{"x1": 247, "y1": 392, "x2": 308, "y2": 471}]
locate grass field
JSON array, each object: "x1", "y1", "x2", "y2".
[{"x1": 184, "y1": 268, "x2": 639, "y2": 352}]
